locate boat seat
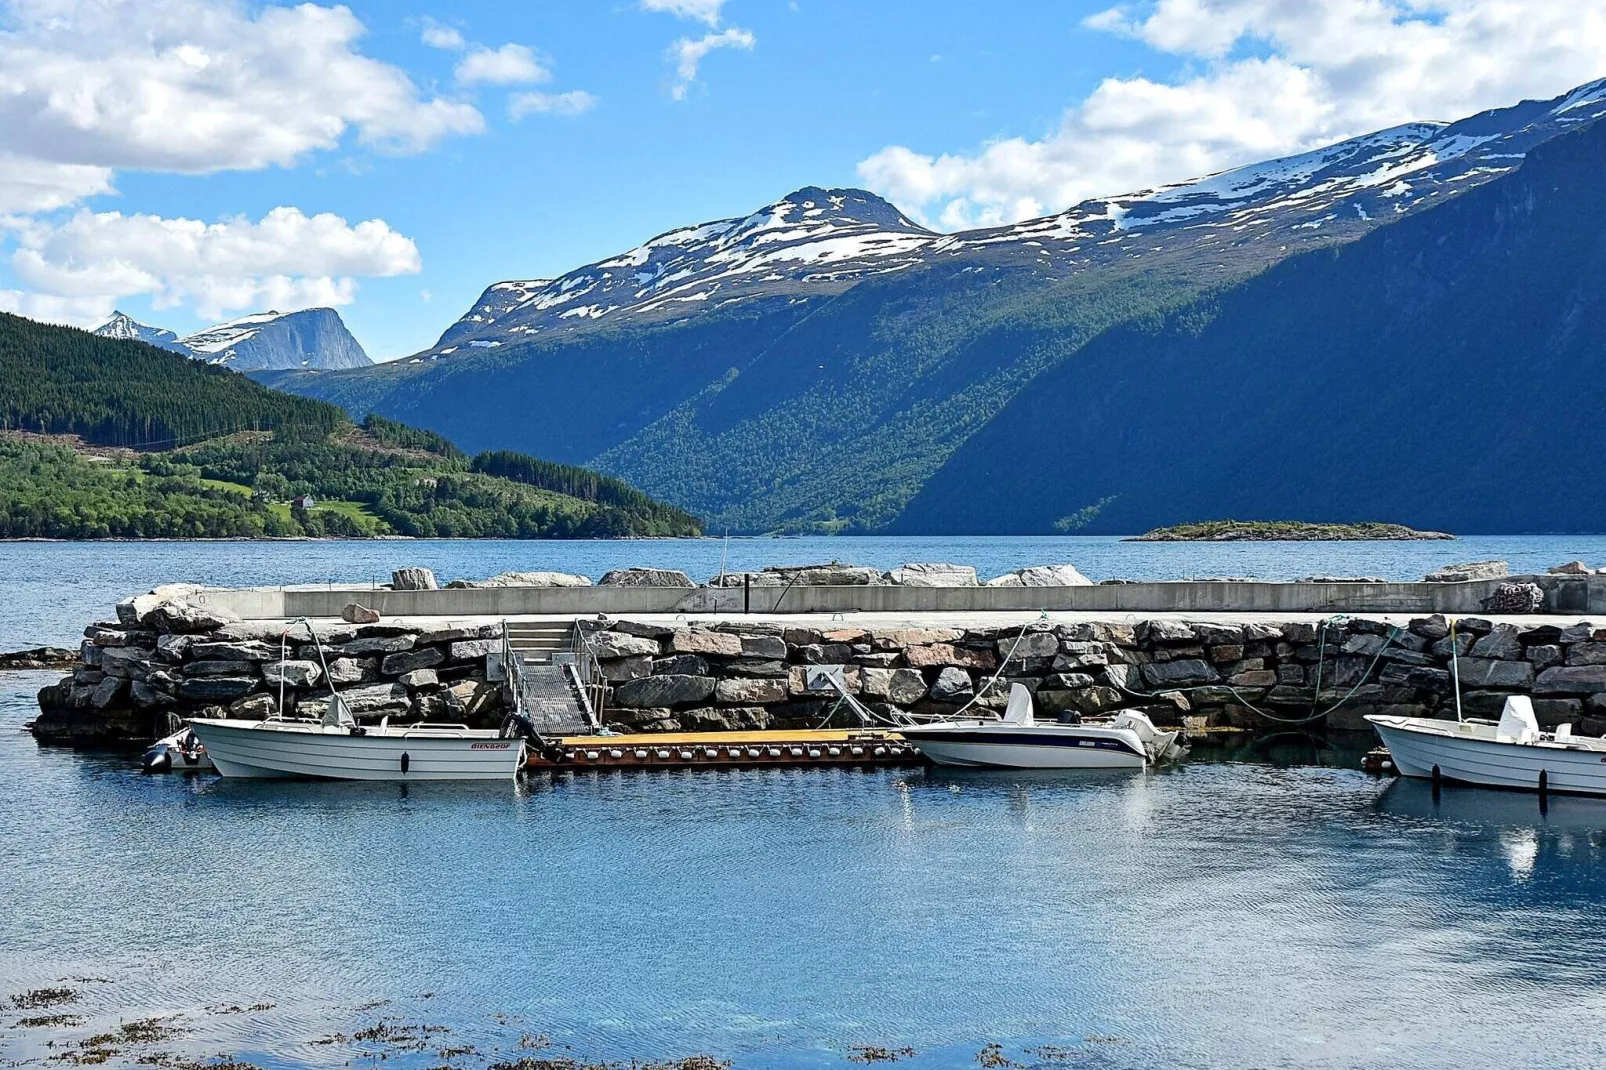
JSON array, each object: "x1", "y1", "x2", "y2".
[{"x1": 1555, "y1": 724, "x2": 1573, "y2": 741}]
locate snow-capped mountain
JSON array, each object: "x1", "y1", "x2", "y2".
[
  {"x1": 92, "y1": 307, "x2": 371, "y2": 371},
  {"x1": 91, "y1": 311, "x2": 189, "y2": 354},
  {"x1": 429, "y1": 79, "x2": 1606, "y2": 354},
  {"x1": 428, "y1": 186, "x2": 936, "y2": 352},
  {"x1": 177, "y1": 308, "x2": 370, "y2": 372}
]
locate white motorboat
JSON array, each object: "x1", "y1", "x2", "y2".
[
  {"x1": 187, "y1": 706, "x2": 528, "y2": 781},
  {"x1": 898, "y1": 684, "x2": 1184, "y2": 770},
  {"x1": 1367, "y1": 697, "x2": 1606, "y2": 797}
]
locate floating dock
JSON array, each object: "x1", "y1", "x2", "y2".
[{"x1": 529, "y1": 729, "x2": 919, "y2": 770}]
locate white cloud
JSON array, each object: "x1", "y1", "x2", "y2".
[
  {"x1": 455, "y1": 43, "x2": 550, "y2": 86},
  {"x1": 0, "y1": 0, "x2": 484, "y2": 213},
  {"x1": 641, "y1": 0, "x2": 729, "y2": 26},
  {"x1": 421, "y1": 20, "x2": 466, "y2": 51},
  {"x1": 858, "y1": 0, "x2": 1606, "y2": 229},
  {"x1": 509, "y1": 90, "x2": 599, "y2": 119},
  {"x1": 669, "y1": 27, "x2": 756, "y2": 100},
  {"x1": 5, "y1": 206, "x2": 422, "y2": 324}
]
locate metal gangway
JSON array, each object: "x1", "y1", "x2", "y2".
[{"x1": 498, "y1": 620, "x2": 605, "y2": 736}]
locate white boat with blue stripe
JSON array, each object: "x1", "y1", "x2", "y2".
[{"x1": 898, "y1": 684, "x2": 1183, "y2": 770}]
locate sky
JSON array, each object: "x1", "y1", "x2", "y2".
[{"x1": 1, "y1": 0, "x2": 1604, "y2": 360}]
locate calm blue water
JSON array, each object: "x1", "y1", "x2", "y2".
[
  {"x1": 6, "y1": 538, "x2": 1606, "y2": 1067},
  {"x1": 6, "y1": 670, "x2": 1606, "y2": 1068},
  {"x1": 4, "y1": 534, "x2": 1605, "y2": 650}
]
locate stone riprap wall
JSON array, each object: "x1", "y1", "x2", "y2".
[
  {"x1": 31, "y1": 593, "x2": 508, "y2": 744},
  {"x1": 33, "y1": 588, "x2": 1606, "y2": 746},
  {"x1": 585, "y1": 615, "x2": 1606, "y2": 736}
]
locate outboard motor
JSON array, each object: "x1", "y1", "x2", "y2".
[
  {"x1": 141, "y1": 741, "x2": 173, "y2": 774},
  {"x1": 1112, "y1": 709, "x2": 1187, "y2": 764},
  {"x1": 501, "y1": 711, "x2": 566, "y2": 764}
]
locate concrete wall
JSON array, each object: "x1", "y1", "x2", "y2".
[{"x1": 190, "y1": 574, "x2": 1603, "y2": 621}]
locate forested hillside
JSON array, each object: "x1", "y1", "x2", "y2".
[
  {"x1": 0, "y1": 317, "x2": 701, "y2": 539},
  {"x1": 0, "y1": 312, "x2": 343, "y2": 447},
  {"x1": 896, "y1": 116, "x2": 1606, "y2": 534}
]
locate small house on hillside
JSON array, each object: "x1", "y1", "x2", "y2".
[{"x1": 290, "y1": 494, "x2": 316, "y2": 510}]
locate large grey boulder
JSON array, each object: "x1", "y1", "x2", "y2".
[
  {"x1": 667, "y1": 630, "x2": 743, "y2": 657},
  {"x1": 773, "y1": 563, "x2": 882, "y2": 586},
  {"x1": 327, "y1": 657, "x2": 378, "y2": 685},
  {"x1": 1535, "y1": 665, "x2": 1606, "y2": 694},
  {"x1": 341, "y1": 603, "x2": 382, "y2": 625},
  {"x1": 335, "y1": 635, "x2": 416, "y2": 656},
  {"x1": 984, "y1": 564, "x2": 1094, "y2": 587},
  {"x1": 263, "y1": 660, "x2": 322, "y2": 688},
  {"x1": 183, "y1": 659, "x2": 257, "y2": 677},
  {"x1": 301, "y1": 683, "x2": 409, "y2": 717},
  {"x1": 613, "y1": 674, "x2": 717, "y2": 708},
  {"x1": 861, "y1": 667, "x2": 928, "y2": 705},
  {"x1": 929, "y1": 667, "x2": 974, "y2": 703},
  {"x1": 1456, "y1": 659, "x2": 1535, "y2": 689},
  {"x1": 1423, "y1": 560, "x2": 1509, "y2": 583},
  {"x1": 1550, "y1": 561, "x2": 1603, "y2": 575},
  {"x1": 391, "y1": 567, "x2": 438, "y2": 591},
  {"x1": 883, "y1": 563, "x2": 979, "y2": 587},
  {"x1": 445, "y1": 571, "x2": 592, "y2": 588},
  {"x1": 147, "y1": 599, "x2": 241, "y2": 634},
  {"x1": 598, "y1": 655, "x2": 652, "y2": 682},
  {"x1": 1141, "y1": 659, "x2": 1219, "y2": 687},
  {"x1": 89, "y1": 676, "x2": 127, "y2": 708},
  {"x1": 598, "y1": 568, "x2": 695, "y2": 588},
  {"x1": 449, "y1": 638, "x2": 499, "y2": 661},
  {"x1": 399, "y1": 668, "x2": 439, "y2": 689},
  {"x1": 713, "y1": 678, "x2": 788, "y2": 705},
  {"x1": 381, "y1": 647, "x2": 444, "y2": 676},
  {"x1": 591, "y1": 631, "x2": 662, "y2": 660},
  {"x1": 177, "y1": 676, "x2": 258, "y2": 702},
  {"x1": 189, "y1": 640, "x2": 276, "y2": 662}
]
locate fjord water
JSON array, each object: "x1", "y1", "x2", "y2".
[
  {"x1": 7, "y1": 674, "x2": 1606, "y2": 1069},
  {"x1": 6, "y1": 533, "x2": 1606, "y2": 649},
  {"x1": 7, "y1": 536, "x2": 1606, "y2": 1068}
]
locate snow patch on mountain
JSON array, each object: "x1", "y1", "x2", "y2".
[{"x1": 428, "y1": 78, "x2": 1606, "y2": 355}]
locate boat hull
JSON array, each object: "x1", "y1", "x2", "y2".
[
  {"x1": 1369, "y1": 717, "x2": 1606, "y2": 797},
  {"x1": 899, "y1": 726, "x2": 1148, "y2": 770},
  {"x1": 187, "y1": 720, "x2": 525, "y2": 781}
]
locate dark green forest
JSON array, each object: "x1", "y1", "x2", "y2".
[{"x1": 0, "y1": 316, "x2": 702, "y2": 540}]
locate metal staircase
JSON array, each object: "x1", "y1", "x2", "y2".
[{"x1": 501, "y1": 621, "x2": 602, "y2": 736}]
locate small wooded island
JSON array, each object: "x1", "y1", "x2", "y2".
[{"x1": 1127, "y1": 521, "x2": 1456, "y2": 542}]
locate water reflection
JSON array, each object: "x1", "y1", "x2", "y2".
[{"x1": 11, "y1": 679, "x2": 1606, "y2": 1068}]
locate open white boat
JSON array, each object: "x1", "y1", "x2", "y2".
[
  {"x1": 898, "y1": 684, "x2": 1184, "y2": 769},
  {"x1": 187, "y1": 707, "x2": 527, "y2": 781},
  {"x1": 1367, "y1": 697, "x2": 1606, "y2": 797}
]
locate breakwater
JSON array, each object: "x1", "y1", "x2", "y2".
[{"x1": 31, "y1": 582, "x2": 1606, "y2": 745}]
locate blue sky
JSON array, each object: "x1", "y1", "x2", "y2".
[{"x1": 1, "y1": 0, "x2": 1602, "y2": 360}]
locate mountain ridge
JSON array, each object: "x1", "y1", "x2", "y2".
[
  {"x1": 264, "y1": 76, "x2": 1606, "y2": 534},
  {"x1": 92, "y1": 307, "x2": 371, "y2": 372}
]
